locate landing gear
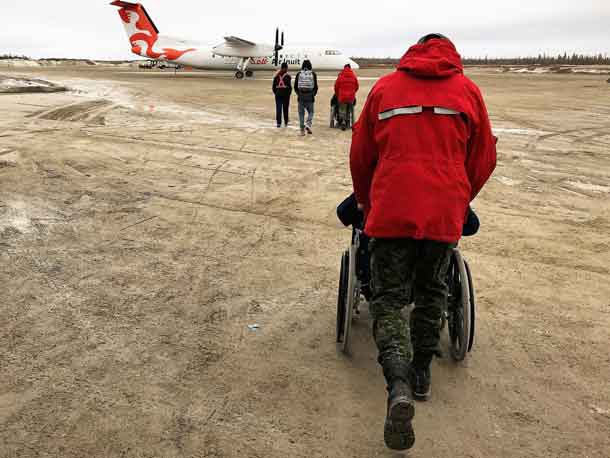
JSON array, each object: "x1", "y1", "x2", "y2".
[{"x1": 235, "y1": 57, "x2": 251, "y2": 79}]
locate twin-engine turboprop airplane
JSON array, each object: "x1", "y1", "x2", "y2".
[{"x1": 110, "y1": 1, "x2": 359, "y2": 78}]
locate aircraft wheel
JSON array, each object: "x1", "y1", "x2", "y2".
[
  {"x1": 245, "y1": 70, "x2": 254, "y2": 78},
  {"x1": 235, "y1": 71, "x2": 245, "y2": 79}
]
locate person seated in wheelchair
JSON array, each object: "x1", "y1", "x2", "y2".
[
  {"x1": 337, "y1": 193, "x2": 481, "y2": 302},
  {"x1": 348, "y1": 34, "x2": 497, "y2": 451},
  {"x1": 332, "y1": 64, "x2": 359, "y2": 129}
]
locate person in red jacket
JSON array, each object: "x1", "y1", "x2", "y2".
[
  {"x1": 333, "y1": 64, "x2": 360, "y2": 129},
  {"x1": 350, "y1": 34, "x2": 496, "y2": 451},
  {"x1": 335, "y1": 63, "x2": 359, "y2": 103}
]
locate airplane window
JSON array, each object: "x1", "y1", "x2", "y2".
[{"x1": 325, "y1": 50, "x2": 342, "y2": 56}]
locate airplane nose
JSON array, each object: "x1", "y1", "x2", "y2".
[{"x1": 349, "y1": 59, "x2": 360, "y2": 70}]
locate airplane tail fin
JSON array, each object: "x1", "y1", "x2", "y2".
[{"x1": 110, "y1": 1, "x2": 161, "y2": 58}]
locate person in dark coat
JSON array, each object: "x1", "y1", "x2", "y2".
[
  {"x1": 272, "y1": 62, "x2": 292, "y2": 127},
  {"x1": 294, "y1": 59, "x2": 318, "y2": 135}
]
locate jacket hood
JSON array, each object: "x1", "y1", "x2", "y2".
[
  {"x1": 340, "y1": 68, "x2": 356, "y2": 79},
  {"x1": 397, "y1": 39, "x2": 463, "y2": 78}
]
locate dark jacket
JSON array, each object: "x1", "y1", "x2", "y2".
[
  {"x1": 272, "y1": 72, "x2": 292, "y2": 98},
  {"x1": 350, "y1": 39, "x2": 496, "y2": 242},
  {"x1": 294, "y1": 71, "x2": 319, "y2": 103}
]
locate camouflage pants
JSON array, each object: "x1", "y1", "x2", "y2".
[{"x1": 369, "y1": 238, "x2": 455, "y2": 383}]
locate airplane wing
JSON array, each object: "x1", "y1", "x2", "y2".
[
  {"x1": 213, "y1": 36, "x2": 273, "y2": 58},
  {"x1": 223, "y1": 36, "x2": 257, "y2": 47}
]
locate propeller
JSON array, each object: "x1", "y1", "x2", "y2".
[{"x1": 273, "y1": 27, "x2": 285, "y2": 66}]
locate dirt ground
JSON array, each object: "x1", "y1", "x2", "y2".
[{"x1": 1, "y1": 66, "x2": 609, "y2": 458}]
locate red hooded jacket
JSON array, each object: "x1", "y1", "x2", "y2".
[
  {"x1": 350, "y1": 39, "x2": 496, "y2": 242},
  {"x1": 334, "y1": 67, "x2": 359, "y2": 103}
]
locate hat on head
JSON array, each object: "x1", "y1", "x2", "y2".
[{"x1": 417, "y1": 33, "x2": 450, "y2": 44}]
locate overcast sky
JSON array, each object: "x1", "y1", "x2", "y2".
[{"x1": 1, "y1": 1, "x2": 609, "y2": 59}]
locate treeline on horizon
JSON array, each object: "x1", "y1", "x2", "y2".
[
  {"x1": 355, "y1": 53, "x2": 610, "y2": 66},
  {"x1": 3, "y1": 52, "x2": 610, "y2": 66},
  {"x1": 0, "y1": 54, "x2": 126, "y2": 64},
  {"x1": 0, "y1": 54, "x2": 31, "y2": 60}
]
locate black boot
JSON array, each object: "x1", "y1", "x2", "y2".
[
  {"x1": 410, "y1": 353, "x2": 433, "y2": 401},
  {"x1": 384, "y1": 378, "x2": 415, "y2": 450},
  {"x1": 410, "y1": 366, "x2": 431, "y2": 401}
]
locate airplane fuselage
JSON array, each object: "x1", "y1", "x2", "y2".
[
  {"x1": 111, "y1": 1, "x2": 358, "y2": 77},
  {"x1": 148, "y1": 40, "x2": 357, "y2": 72}
]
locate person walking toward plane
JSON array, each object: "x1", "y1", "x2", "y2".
[
  {"x1": 350, "y1": 34, "x2": 496, "y2": 451},
  {"x1": 294, "y1": 60, "x2": 318, "y2": 136},
  {"x1": 272, "y1": 62, "x2": 292, "y2": 128}
]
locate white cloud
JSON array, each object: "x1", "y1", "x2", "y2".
[{"x1": 0, "y1": 0, "x2": 608, "y2": 59}]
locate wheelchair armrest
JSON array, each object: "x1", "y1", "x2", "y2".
[
  {"x1": 462, "y1": 207, "x2": 480, "y2": 237},
  {"x1": 337, "y1": 193, "x2": 364, "y2": 228}
]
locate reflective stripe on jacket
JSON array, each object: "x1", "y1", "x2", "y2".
[{"x1": 350, "y1": 39, "x2": 497, "y2": 242}]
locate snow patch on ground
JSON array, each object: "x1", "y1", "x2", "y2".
[
  {"x1": 495, "y1": 176, "x2": 522, "y2": 186},
  {"x1": 0, "y1": 75, "x2": 67, "y2": 93},
  {"x1": 0, "y1": 60, "x2": 40, "y2": 68},
  {"x1": 504, "y1": 66, "x2": 610, "y2": 75},
  {"x1": 494, "y1": 127, "x2": 548, "y2": 136},
  {"x1": 56, "y1": 77, "x2": 277, "y2": 129},
  {"x1": 153, "y1": 104, "x2": 286, "y2": 130},
  {"x1": 1, "y1": 78, "x2": 47, "y2": 88},
  {"x1": 58, "y1": 78, "x2": 138, "y2": 108},
  {"x1": 0, "y1": 198, "x2": 66, "y2": 235},
  {"x1": 571, "y1": 68, "x2": 610, "y2": 75},
  {"x1": 0, "y1": 200, "x2": 35, "y2": 234},
  {"x1": 565, "y1": 180, "x2": 610, "y2": 193},
  {"x1": 512, "y1": 68, "x2": 550, "y2": 74}
]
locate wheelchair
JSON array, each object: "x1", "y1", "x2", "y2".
[
  {"x1": 336, "y1": 194, "x2": 478, "y2": 360},
  {"x1": 330, "y1": 95, "x2": 355, "y2": 131}
]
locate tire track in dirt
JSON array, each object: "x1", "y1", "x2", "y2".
[
  {"x1": 538, "y1": 124, "x2": 610, "y2": 140},
  {"x1": 151, "y1": 193, "x2": 336, "y2": 230},
  {"x1": 79, "y1": 131, "x2": 336, "y2": 165}
]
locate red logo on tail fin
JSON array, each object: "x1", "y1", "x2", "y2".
[{"x1": 114, "y1": 2, "x2": 196, "y2": 60}]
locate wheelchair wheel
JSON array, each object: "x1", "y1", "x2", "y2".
[
  {"x1": 336, "y1": 250, "x2": 349, "y2": 342},
  {"x1": 464, "y1": 259, "x2": 476, "y2": 352},
  {"x1": 347, "y1": 105, "x2": 354, "y2": 128},
  {"x1": 447, "y1": 249, "x2": 471, "y2": 362},
  {"x1": 340, "y1": 242, "x2": 359, "y2": 354}
]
